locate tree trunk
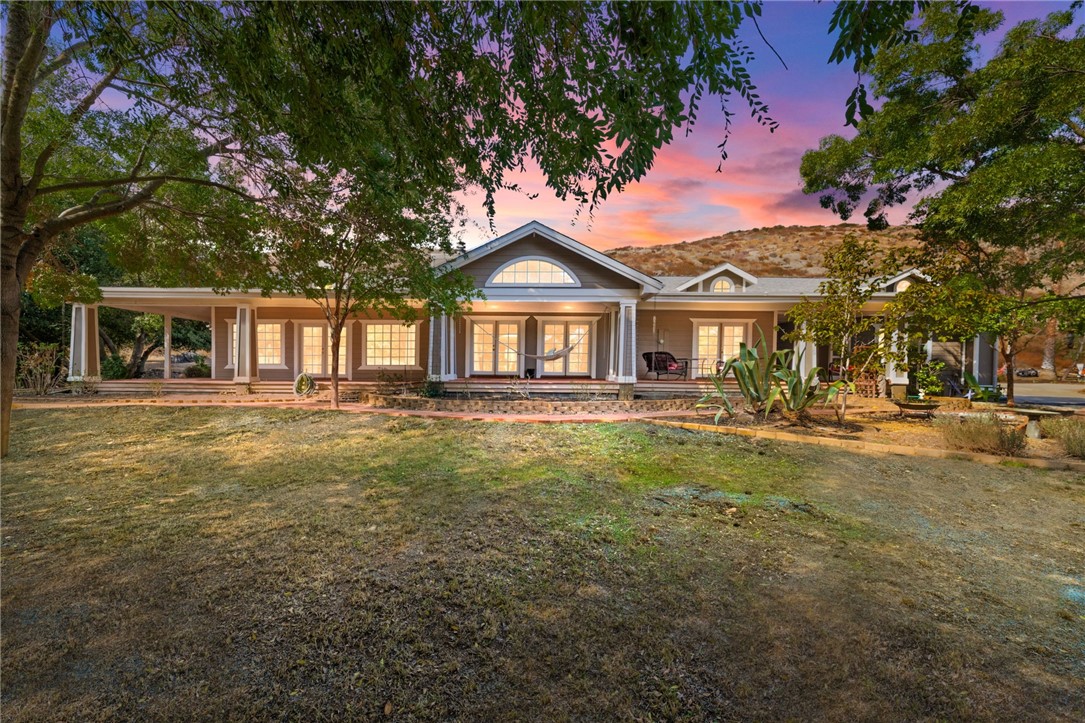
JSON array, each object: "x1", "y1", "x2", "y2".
[
  {"x1": 329, "y1": 322, "x2": 341, "y2": 410},
  {"x1": 1, "y1": 264, "x2": 20, "y2": 458},
  {"x1": 1001, "y1": 339, "x2": 1015, "y2": 406},
  {"x1": 1041, "y1": 316, "x2": 1058, "y2": 375}
]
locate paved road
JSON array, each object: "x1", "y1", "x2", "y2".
[{"x1": 1012, "y1": 382, "x2": 1085, "y2": 408}]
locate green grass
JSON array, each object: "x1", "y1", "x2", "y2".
[{"x1": 3, "y1": 407, "x2": 1083, "y2": 721}]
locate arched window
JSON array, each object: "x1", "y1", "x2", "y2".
[
  {"x1": 488, "y1": 257, "x2": 579, "y2": 286},
  {"x1": 896, "y1": 279, "x2": 912, "y2": 292},
  {"x1": 711, "y1": 277, "x2": 733, "y2": 293}
]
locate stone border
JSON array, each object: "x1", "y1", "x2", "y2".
[
  {"x1": 644, "y1": 418, "x2": 1085, "y2": 472},
  {"x1": 364, "y1": 393, "x2": 697, "y2": 415}
]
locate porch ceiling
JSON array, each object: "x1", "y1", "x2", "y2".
[{"x1": 101, "y1": 304, "x2": 212, "y2": 323}]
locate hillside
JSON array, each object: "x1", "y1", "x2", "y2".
[{"x1": 605, "y1": 224, "x2": 921, "y2": 278}]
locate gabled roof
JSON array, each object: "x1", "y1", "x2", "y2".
[
  {"x1": 438, "y1": 220, "x2": 664, "y2": 291},
  {"x1": 673, "y1": 262, "x2": 758, "y2": 291},
  {"x1": 882, "y1": 268, "x2": 928, "y2": 289}
]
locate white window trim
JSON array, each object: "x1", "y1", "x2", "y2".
[
  {"x1": 357, "y1": 320, "x2": 421, "y2": 370},
  {"x1": 485, "y1": 255, "x2": 582, "y2": 288},
  {"x1": 534, "y1": 316, "x2": 599, "y2": 377},
  {"x1": 690, "y1": 318, "x2": 756, "y2": 378},
  {"x1": 254, "y1": 319, "x2": 288, "y2": 369},
  {"x1": 294, "y1": 322, "x2": 350, "y2": 378},
  {"x1": 465, "y1": 316, "x2": 528, "y2": 378}
]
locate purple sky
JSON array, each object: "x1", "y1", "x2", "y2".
[{"x1": 462, "y1": 0, "x2": 1073, "y2": 250}]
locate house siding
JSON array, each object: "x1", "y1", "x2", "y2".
[{"x1": 457, "y1": 233, "x2": 640, "y2": 289}]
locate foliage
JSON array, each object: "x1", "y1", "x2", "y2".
[
  {"x1": 420, "y1": 379, "x2": 446, "y2": 399},
  {"x1": 293, "y1": 373, "x2": 317, "y2": 398},
  {"x1": 772, "y1": 351, "x2": 843, "y2": 419},
  {"x1": 962, "y1": 372, "x2": 1004, "y2": 403},
  {"x1": 182, "y1": 357, "x2": 211, "y2": 379},
  {"x1": 101, "y1": 355, "x2": 127, "y2": 380},
  {"x1": 934, "y1": 414, "x2": 1026, "y2": 457},
  {"x1": 802, "y1": 4, "x2": 1084, "y2": 298},
  {"x1": 912, "y1": 360, "x2": 946, "y2": 398},
  {"x1": 15, "y1": 343, "x2": 66, "y2": 395},
  {"x1": 786, "y1": 235, "x2": 901, "y2": 419},
  {"x1": 1039, "y1": 417, "x2": 1085, "y2": 459}
]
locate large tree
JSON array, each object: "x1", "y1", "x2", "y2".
[
  {"x1": 2, "y1": 0, "x2": 944, "y2": 457},
  {"x1": 800, "y1": 4, "x2": 1085, "y2": 298}
]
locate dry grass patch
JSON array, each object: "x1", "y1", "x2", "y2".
[{"x1": 2, "y1": 407, "x2": 1083, "y2": 720}]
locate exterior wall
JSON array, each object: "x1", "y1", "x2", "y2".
[
  {"x1": 635, "y1": 309, "x2": 777, "y2": 378},
  {"x1": 457, "y1": 233, "x2": 639, "y2": 289},
  {"x1": 212, "y1": 304, "x2": 429, "y2": 382}
]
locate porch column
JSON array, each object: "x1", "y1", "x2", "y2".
[
  {"x1": 163, "y1": 314, "x2": 172, "y2": 380},
  {"x1": 616, "y1": 301, "x2": 637, "y2": 396},
  {"x1": 427, "y1": 314, "x2": 445, "y2": 381},
  {"x1": 880, "y1": 326, "x2": 908, "y2": 397},
  {"x1": 233, "y1": 305, "x2": 259, "y2": 385},
  {"x1": 68, "y1": 303, "x2": 101, "y2": 381}
]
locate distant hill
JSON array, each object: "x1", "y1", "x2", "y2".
[{"x1": 605, "y1": 224, "x2": 921, "y2": 278}]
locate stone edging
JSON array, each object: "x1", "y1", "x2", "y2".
[{"x1": 643, "y1": 419, "x2": 1085, "y2": 472}]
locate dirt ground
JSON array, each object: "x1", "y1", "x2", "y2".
[{"x1": 2, "y1": 407, "x2": 1083, "y2": 721}]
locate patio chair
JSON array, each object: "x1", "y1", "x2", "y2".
[{"x1": 642, "y1": 351, "x2": 690, "y2": 380}]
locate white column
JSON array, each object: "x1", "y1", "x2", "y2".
[
  {"x1": 68, "y1": 303, "x2": 86, "y2": 381},
  {"x1": 234, "y1": 305, "x2": 257, "y2": 382},
  {"x1": 163, "y1": 315, "x2": 172, "y2": 380},
  {"x1": 616, "y1": 301, "x2": 637, "y2": 383}
]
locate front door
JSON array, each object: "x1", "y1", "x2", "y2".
[
  {"x1": 471, "y1": 320, "x2": 520, "y2": 376},
  {"x1": 298, "y1": 323, "x2": 347, "y2": 377},
  {"x1": 540, "y1": 321, "x2": 592, "y2": 376}
]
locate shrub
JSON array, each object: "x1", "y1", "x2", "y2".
[
  {"x1": 102, "y1": 354, "x2": 128, "y2": 380},
  {"x1": 16, "y1": 343, "x2": 66, "y2": 395},
  {"x1": 183, "y1": 357, "x2": 211, "y2": 378},
  {"x1": 913, "y1": 359, "x2": 946, "y2": 397},
  {"x1": 419, "y1": 378, "x2": 445, "y2": 398},
  {"x1": 1040, "y1": 417, "x2": 1085, "y2": 459},
  {"x1": 934, "y1": 414, "x2": 1027, "y2": 456}
]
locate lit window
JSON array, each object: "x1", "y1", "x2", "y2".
[
  {"x1": 711, "y1": 277, "x2": 733, "y2": 293},
  {"x1": 696, "y1": 323, "x2": 746, "y2": 369},
  {"x1": 896, "y1": 279, "x2": 912, "y2": 292},
  {"x1": 256, "y1": 323, "x2": 283, "y2": 365},
  {"x1": 365, "y1": 323, "x2": 416, "y2": 366},
  {"x1": 490, "y1": 258, "x2": 576, "y2": 286}
]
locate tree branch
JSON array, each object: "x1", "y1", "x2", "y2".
[
  {"x1": 38, "y1": 174, "x2": 256, "y2": 200},
  {"x1": 34, "y1": 39, "x2": 91, "y2": 85}
]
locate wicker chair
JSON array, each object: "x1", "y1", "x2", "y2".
[{"x1": 642, "y1": 351, "x2": 690, "y2": 380}]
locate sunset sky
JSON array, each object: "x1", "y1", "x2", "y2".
[{"x1": 461, "y1": 1, "x2": 1072, "y2": 251}]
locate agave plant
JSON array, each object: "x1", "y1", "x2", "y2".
[
  {"x1": 697, "y1": 329, "x2": 790, "y2": 422},
  {"x1": 773, "y1": 349, "x2": 843, "y2": 420}
]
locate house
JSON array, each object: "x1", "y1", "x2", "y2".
[{"x1": 67, "y1": 220, "x2": 999, "y2": 396}]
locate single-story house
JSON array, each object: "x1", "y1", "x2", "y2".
[{"x1": 67, "y1": 220, "x2": 998, "y2": 396}]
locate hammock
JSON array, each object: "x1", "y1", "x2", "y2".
[{"x1": 491, "y1": 329, "x2": 590, "y2": 362}]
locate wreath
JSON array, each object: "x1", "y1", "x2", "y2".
[{"x1": 293, "y1": 372, "x2": 317, "y2": 397}]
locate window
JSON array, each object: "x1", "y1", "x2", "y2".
[
  {"x1": 540, "y1": 321, "x2": 591, "y2": 376},
  {"x1": 711, "y1": 277, "x2": 733, "y2": 293},
  {"x1": 694, "y1": 321, "x2": 748, "y2": 376},
  {"x1": 256, "y1": 323, "x2": 284, "y2": 365},
  {"x1": 363, "y1": 323, "x2": 417, "y2": 367},
  {"x1": 489, "y1": 258, "x2": 578, "y2": 286},
  {"x1": 896, "y1": 279, "x2": 912, "y2": 292}
]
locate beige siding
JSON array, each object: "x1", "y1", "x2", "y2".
[
  {"x1": 636, "y1": 309, "x2": 777, "y2": 378},
  {"x1": 457, "y1": 233, "x2": 639, "y2": 289}
]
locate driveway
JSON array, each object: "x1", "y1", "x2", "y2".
[{"x1": 1013, "y1": 382, "x2": 1085, "y2": 408}]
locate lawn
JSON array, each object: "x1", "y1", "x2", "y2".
[{"x1": 2, "y1": 407, "x2": 1083, "y2": 721}]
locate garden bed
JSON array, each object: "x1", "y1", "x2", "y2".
[{"x1": 364, "y1": 393, "x2": 697, "y2": 415}]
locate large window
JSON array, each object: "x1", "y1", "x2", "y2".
[
  {"x1": 540, "y1": 321, "x2": 591, "y2": 376},
  {"x1": 363, "y1": 323, "x2": 417, "y2": 367},
  {"x1": 256, "y1": 322, "x2": 284, "y2": 365},
  {"x1": 694, "y1": 321, "x2": 748, "y2": 376},
  {"x1": 489, "y1": 258, "x2": 578, "y2": 286}
]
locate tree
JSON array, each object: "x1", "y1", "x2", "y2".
[
  {"x1": 786, "y1": 235, "x2": 899, "y2": 421},
  {"x1": 263, "y1": 171, "x2": 478, "y2": 409},
  {"x1": 800, "y1": 5, "x2": 1085, "y2": 298},
  {"x1": 1, "y1": 0, "x2": 948, "y2": 457}
]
